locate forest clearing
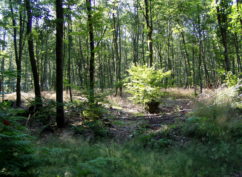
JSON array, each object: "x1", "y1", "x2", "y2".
[{"x1": 0, "y1": 0, "x2": 242, "y2": 176}]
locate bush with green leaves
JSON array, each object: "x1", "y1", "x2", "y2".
[
  {"x1": 224, "y1": 71, "x2": 239, "y2": 87},
  {"x1": 124, "y1": 65, "x2": 171, "y2": 105},
  {"x1": 0, "y1": 103, "x2": 37, "y2": 177}
]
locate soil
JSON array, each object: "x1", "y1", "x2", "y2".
[{"x1": 34, "y1": 96, "x2": 193, "y2": 142}]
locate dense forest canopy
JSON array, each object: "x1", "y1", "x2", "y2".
[{"x1": 0, "y1": 0, "x2": 241, "y2": 95}]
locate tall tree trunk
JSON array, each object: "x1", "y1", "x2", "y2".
[
  {"x1": 17, "y1": 4, "x2": 24, "y2": 106},
  {"x1": 67, "y1": 5, "x2": 73, "y2": 102},
  {"x1": 1, "y1": 31, "x2": 6, "y2": 101},
  {"x1": 25, "y1": 0, "x2": 42, "y2": 109},
  {"x1": 41, "y1": 34, "x2": 49, "y2": 90},
  {"x1": 144, "y1": 0, "x2": 153, "y2": 67},
  {"x1": 9, "y1": 0, "x2": 21, "y2": 106},
  {"x1": 216, "y1": 0, "x2": 230, "y2": 71},
  {"x1": 56, "y1": 0, "x2": 65, "y2": 127},
  {"x1": 78, "y1": 37, "x2": 84, "y2": 87},
  {"x1": 86, "y1": 0, "x2": 95, "y2": 103},
  {"x1": 233, "y1": 33, "x2": 241, "y2": 73},
  {"x1": 181, "y1": 31, "x2": 191, "y2": 87},
  {"x1": 113, "y1": 10, "x2": 122, "y2": 96},
  {"x1": 197, "y1": 16, "x2": 203, "y2": 93}
]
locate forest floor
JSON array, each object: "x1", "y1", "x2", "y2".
[
  {"x1": 5, "y1": 88, "x2": 195, "y2": 141},
  {"x1": 3, "y1": 88, "x2": 241, "y2": 177},
  {"x1": 29, "y1": 89, "x2": 193, "y2": 139},
  {"x1": 102, "y1": 96, "x2": 193, "y2": 142}
]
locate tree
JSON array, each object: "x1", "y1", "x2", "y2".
[
  {"x1": 144, "y1": 0, "x2": 153, "y2": 67},
  {"x1": 56, "y1": 0, "x2": 65, "y2": 127},
  {"x1": 216, "y1": 0, "x2": 231, "y2": 72},
  {"x1": 112, "y1": 1, "x2": 122, "y2": 96},
  {"x1": 9, "y1": 0, "x2": 24, "y2": 107},
  {"x1": 86, "y1": 0, "x2": 95, "y2": 103},
  {"x1": 25, "y1": 0, "x2": 42, "y2": 109}
]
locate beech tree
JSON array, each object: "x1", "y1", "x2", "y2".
[
  {"x1": 86, "y1": 0, "x2": 95, "y2": 103},
  {"x1": 56, "y1": 0, "x2": 65, "y2": 127},
  {"x1": 25, "y1": 0, "x2": 42, "y2": 108}
]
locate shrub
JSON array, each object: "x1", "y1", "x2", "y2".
[
  {"x1": 183, "y1": 83, "x2": 242, "y2": 142},
  {"x1": 224, "y1": 71, "x2": 238, "y2": 87},
  {"x1": 82, "y1": 103, "x2": 107, "y2": 121},
  {"x1": 124, "y1": 65, "x2": 170, "y2": 112},
  {"x1": 0, "y1": 103, "x2": 37, "y2": 177}
]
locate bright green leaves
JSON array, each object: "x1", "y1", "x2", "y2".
[
  {"x1": 224, "y1": 71, "x2": 239, "y2": 87},
  {"x1": 124, "y1": 65, "x2": 171, "y2": 104}
]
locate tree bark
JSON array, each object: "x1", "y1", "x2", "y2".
[
  {"x1": 216, "y1": 0, "x2": 230, "y2": 71},
  {"x1": 25, "y1": 0, "x2": 42, "y2": 108},
  {"x1": 86, "y1": 0, "x2": 95, "y2": 103},
  {"x1": 67, "y1": 5, "x2": 73, "y2": 102},
  {"x1": 1, "y1": 31, "x2": 6, "y2": 101},
  {"x1": 144, "y1": 0, "x2": 153, "y2": 67},
  {"x1": 17, "y1": 3, "x2": 24, "y2": 107},
  {"x1": 9, "y1": 0, "x2": 21, "y2": 106},
  {"x1": 112, "y1": 9, "x2": 122, "y2": 96},
  {"x1": 56, "y1": 0, "x2": 65, "y2": 127}
]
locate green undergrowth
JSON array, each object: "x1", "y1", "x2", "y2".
[
  {"x1": 1, "y1": 83, "x2": 242, "y2": 177},
  {"x1": 72, "y1": 120, "x2": 111, "y2": 140},
  {"x1": 0, "y1": 102, "x2": 38, "y2": 177},
  {"x1": 35, "y1": 136, "x2": 241, "y2": 177}
]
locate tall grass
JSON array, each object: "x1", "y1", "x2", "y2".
[
  {"x1": 35, "y1": 85, "x2": 242, "y2": 177},
  {"x1": 35, "y1": 135, "x2": 241, "y2": 177}
]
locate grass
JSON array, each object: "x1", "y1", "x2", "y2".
[
  {"x1": 35, "y1": 136, "x2": 242, "y2": 177},
  {"x1": 161, "y1": 88, "x2": 196, "y2": 99},
  {"x1": 3, "y1": 85, "x2": 242, "y2": 177}
]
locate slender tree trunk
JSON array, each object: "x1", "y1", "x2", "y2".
[
  {"x1": 198, "y1": 39, "x2": 203, "y2": 93},
  {"x1": 56, "y1": 0, "x2": 65, "y2": 127},
  {"x1": 78, "y1": 37, "x2": 84, "y2": 87},
  {"x1": 25, "y1": 0, "x2": 42, "y2": 109},
  {"x1": 216, "y1": 0, "x2": 230, "y2": 71},
  {"x1": 144, "y1": 0, "x2": 153, "y2": 67},
  {"x1": 1, "y1": 31, "x2": 6, "y2": 101},
  {"x1": 41, "y1": 34, "x2": 48, "y2": 90},
  {"x1": 17, "y1": 1, "x2": 24, "y2": 106},
  {"x1": 192, "y1": 46, "x2": 197, "y2": 95},
  {"x1": 9, "y1": 0, "x2": 21, "y2": 106},
  {"x1": 112, "y1": 10, "x2": 122, "y2": 96},
  {"x1": 181, "y1": 31, "x2": 191, "y2": 87},
  {"x1": 67, "y1": 6, "x2": 73, "y2": 102},
  {"x1": 86, "y1": 0, "x2": 95, "y2": 103},
  {"x1": 233, "y1": 33, "x2": 241, "y2": 72}
]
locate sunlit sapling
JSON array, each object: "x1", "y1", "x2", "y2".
[
  {"x1": 224, "y1": 71, "x2": 239, "y2": 87},
  {"x1": 125, "y1": 65, "x2": 171, "y2": 113}
]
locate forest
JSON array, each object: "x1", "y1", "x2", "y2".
[{"x1": 0, "y1": 0, "x2": 241, "y2": 176}]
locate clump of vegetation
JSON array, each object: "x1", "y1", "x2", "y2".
[
  {"x1": 125, "y1": 65, "x2": 170, "y2": 113},
  {"x1": 224, "y1": 71, "x2": 239, "y2": 87},
  {"x1": 73, "y1": 120, "x2": 110, "y2": 139},
  {"x1": 35, "y1": 136, "x2": 242, "y2": 177},
  {"x1": 0, "y1": 103, "x2": 37, "y2": 177},
  {"x1": 183, "y1": 82, "x2": 242, "y2": 142},
  {"x1": 82, "y1": 104, "x2": 105, "y2": 121},
  {"x1": 160, "y1": 142, "x2": 242, "y2": 177},
  {"x1": 24, "y1": 99, "x2": 56, "y2": 127},
  {"x1": 70, "y1": 103, "x2": 110, "y2": 139}
]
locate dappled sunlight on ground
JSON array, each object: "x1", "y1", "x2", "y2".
[
  {"x1": 4, "y1": 90, "x2": 86, "y2": 103},
  {"x1": 106, "y1": 94, "x2": 145, "y2": 116}
]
